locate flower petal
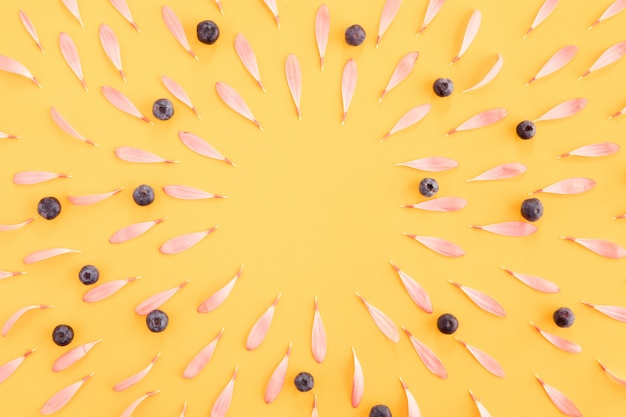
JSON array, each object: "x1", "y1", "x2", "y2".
[
  {"x1": 183, "y1": 328, "x2": 224, "y2": 379},
  {"x1": 561, "y1": 236, "x2": 626, "y2": 258},
  {"x1": 121, "y1": 391, "x2": 159, "y2": 417},
  {"x1": 377, "y1": 0, "x2": 402, "y2": 48},
  {"x1": 527, "y1": 45, "x2": 577, "y2": 85},
  {"x1": 451, "y1": 10, "x2": 481, "y2": 64},
  {"x1": 210, "y1": 367, "x2": 238, "y2": 417},
  {"x1": 216, "y1": 82, "x2": 262, "y2": 129},
  {"x1": 390, "y1": 262, "x2": 432, "y2": 313},
  {"x1": 463, "y1": 54, "x2": 503, "y2": 92},
  {"x1": 456, "y1": 339, "x2": 505, "y2": 377},
  {"x1": 285, "y1": 54, "x2": 302, "y2": 119},
  {"x1": 466, "y1": 163, "x2": 526, "y2": 182},
  {"x1": 311, "y1": 297, "x2": 327, "y2": 363},
  {"x1": 524, "y1": 0, "x2": 559, "y2": 38},
  {"x1": 264, "y1": 342, "x2": 291, "y2": 403},
  {"x1": 536, "y1": 375, "x2": 583, "y2": 416},
  {"x1": 246, "y1": 294, "x2": 281, "y2": 350},
  {"x1": 417, "y1": 0, "x2": 445, "y2": 35},
  {"x1": 82, "y1": 276, "x2": 140, "y2": 303},
  {"x1": 161, "y1": 5, "x2": 197, "y2": 59},
  {"x1": 530, "y1": 322, "x2": 582, "y2": 353},
  {"x1": 381, "y1": 104, "x2": 431, "y2": 142},
  {"x1": 341, "y1": 59, "x2": 357, "y2": 125},
  {"x1": 109, "y1": 218, "x2": 167, "y2": 244},
  {"x1": 356, "y1": 293, "x2": 399, "y2": 342},
  {"x1": 500, "y1": 267, "x2": 560, "y2": 293},
  {"x1": 532, "y1": 178, "x2": 595, "y2": 195},
  {"x1": 351, "y1": 348, "x2": 364, "y2": 408},
  {"x1": 234, "y1": 34, "x2": 265, "y2": 91},
  {"x1": 113, "y1": 353, "x2": 160, "y2": 392},
  {"x1": 59, "y1": 32, "x2": 86, "y2": 91},
  {"x1": 380, "y1": 52, "x2": 419, "y2": 101},
  {"x1": 52, "y1": 339, "x2": 101, "y2": 372},
  {"x1": 198, "y1": 266, "x2": 243, "y2": 313},
  {"x1": 446, "y1": 108, "x2": 507, "y2": 135},
  {"x1": 0, "y1": 349, "x2": 35, "y2": 384},
  {"x1": 469, "y1": 221, "x2": 537, "y2": 237},
  {"x1": 396, "y1": 157, "x2": 458, "y2": 172},
  {"x1": 449, "y1": 281, "x2": 506, "y2": 317},
  {"x1": 403, "y1": 234, "x2": 465, "y2": 257},
  {"x1": 315, "y1": 5, "x2": 330, "y2": 70},
  {"x1": 159, "y1": 226, "x2": 220, "y2": 255},
  {"x1": 101, "y1": 86, "x2": 151, "y2": 123},
  {"x1": 2, "y1": 305, "x2": 53, "y2": 337},
  {"x1": 135, "y1": 279, "x2": 190, "y2": 315},
  {"x1": 40, "y1": 374, "x2": 93, "y2": 415},
  {"x1": 99, "y1": 24, "x2": 125, "y2": 81},
  {"x1": 581, "y1": 301, "x2": 626, "y2": 322},
  {"x1": 402, "y1": 327, "x2": 447, "y2": 378},
  {"x1": 162, "y1": 76, "x2": 200, "y2": 118}
]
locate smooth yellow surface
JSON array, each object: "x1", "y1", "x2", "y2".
[{"x1": 1, "y1": 0, "x2": 626, "y2": 416}]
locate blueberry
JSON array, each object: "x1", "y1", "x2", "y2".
[
  {"x1": 197, "y1": 20, "x2": 220, "y2": 45},
  {"x1": 370, "y1": 405, "x2": 392, "y2": 417},
  {"x1": 53, "y1": 324, "x2": 74, "y2": 346},
  {"x1": 433, "y1": 78, "x2": 454, "y2": 97},
  {"x1": 516, "y1": 120, "x2": 536, "y2": 139},
  {"x1": 553, "y1": 307, "x2": 575, "y2": 328},
  {"x1": 345, "y1": 25, "x2": 366, "y2": 46},
  {"x1": 146, "y1": 309, "x2": 168, "y2": 332},
  {"x1": 152, "y1": 98, "x2": 174, "y2": 121},
  {"x1": 78, "y1": 265, "x2": 99, "y2": 285},
  {"x1": 294, "y1": 372, "x2": 314, "y2": 392},
  {"x1": 437, "y1": 313, "x2": 458, "y2": 334},
  {"x1": 37, "y1": 197, "x2": 61, "y2": 220},
  {"x1": 133, "y1": 184, "x2": 155, "y2": 206},
  {"x1": 521, "y1": 198, "x2": 543, "y2": 222},
  {"x1": 419, "y1": 178, "x2": 439, "y2": 197}
]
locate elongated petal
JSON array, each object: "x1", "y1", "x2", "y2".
[
  {"x1": 13, "y1": 171, "x2": 70, "y2": 185},
  {"x1": 390, "y1": 262, "x2": 432, "y2": 313},
  {"x1": 2, "y1": 305, "x2": 52, "y2": 336},
  {"x1": 50, "y1": 107, "x2": 97, "y2": 146},
  {"x1": 446, "y1": 108, "x2": 507, "y2": 135},
  {"x1": 527, "y1": 46, "x2": 577, "y2": 85},
  {"x1": 160, "y1": 226, "x2": 219, "y2": 255},
  {"x1": 0, "y1": 216, "x2": 36, "y2": 231},
  {"x1": 399, "y1": 379, "x2": 421, "y2": 417},
  {"x1": 311, "y1": 396, "x2": 318, "y2": 417},
  {"x1": 402, "y1": 327, "x2": 447, "y2": 378},
  {"x1": 449, "y1": 281, "x2": 506, "y2": 317},
  {"x1": 263, "y1": 0, "x2": 280, "y2": 28},
  {"x1": 402, "y1": 197, "x2": 467, "y2": 212},
  {"x1": 380, "y1": 52, "x2": 419, "y2": 101},
  {"x1": 351, "y1": 348, "x2": 364, "y2": 408},
  {"x1": 183, "y1": 328, "x2": 224, "y2": 379},
  {"x1": 356, "y1": 293, "x2": 399, "y2": 342},
  {"x1": 99, "y1": 24, "x2": 125, "y2": 81},
  {"x1": 135, "y1": 279, "x2": 190, "y2": 315},
  {"x1": 341, "y1": 59, "x2": 357, "y2": 126},
  {"x1": 451, "y1": 10, "x2": 481, "y2": 64},
  {"x1": 68, "y1": 187, "x2": 124, "y2": 206},
  {"x1": 52, "y1": 339, "x2": 101, "y2": 372},
  {"x1": 178, "y1": 131, "x2": 233, "y2": 165},
  {"x1": 109, "y1": 0, "x2": 140, "y2": 32},
  {"x1": 101, "y1": 86, "x2": 151, "y2": 123},
  {"x1": 0, "y1": 271, "x2": 26, "y2": 280},
  {"x1": 164, "y1": 185, "x2": 225, "y2": 200},
  {"x1": 403, "y1": 234, "x2": 465, "y2": 257},
  {"x1": 396, "y1": 157, "x2": 458, "y2": 172},
  {"x1": 211, "y1": 367, "x2": 238, "y2": 417},
  {"x1": 558, "y1": 142, "x2": 620, "y2": 158},
  {"x1": 114, "y1": 146, "x2": 176, "y2": 163},
  {"x1": 536, "y1": 375, "x2": 582, "y2": 416},
  {"x1": 531, "y1": 322, "x2": 582, "y2": 353},
  {"x1": 264, "y1": 342, "x2": 292, "y2": 403},
  {"x1": 19, "y1": 10, "x2": 44, "y2": 53},
  {"x1": 234, "y1": 34, "x2": 265, "y2": 91},
  {"x1": 467, "y1": 163, "x2": 526, "y2": 182},
  {"x1": 597, "y1": 359, "x2": 626, "y2": 387},
  {"x1": 246, "y1": 294, "x2": 281, "y2": 350},
  {"x1": 463, "y1": 54, "x2": 503, "y2": 92},
  {"x1": 198, "y1": 266, "x2": 243, "y2": 313},
  {"x1": 469, "y1": 391, "x2": 492, "y2": 417},
  {"x1": 0, "y1": 349, "x2": 35, "y2": 384},
  {"x1": 121, "y1": 391, "x2": 159, "y2": 417},
  {"x1": 456, "y1": 339, "x2": 505, "y2": 377},
  {"x1": 179, "y1": 402, "x2": 188, "y2": 417},
  {"x1": 41, "y1": 374, "x2": 93, "y2": 414},
  {"x1": 590, "y1": 0, "x2": 626, "y2": 27},
  {"x1": 417, "y1": 0, "x2": 445, "y2": 35},
  {"x1": 469, "y1": 221, "x2": 537, "y2": 237},
  {"x1": 23, "y1": 248, "x2": 80, "y2": 264},
  {"x1": 113, "y1": 353, "x2": 160, "y2": 392},
  {"x1": 215, "y1": 82, "x2": 262, "y2": 129},
  {"x1": 524, "y1": 0, "x2": 559, "y2": 38},
  {"x1": 581, "y1": 301, "x2": 626, "y2": 322},
  {"x1": 311, "y1": 297, "x2": 327, "y2": 363},
  {"x1": 377, "y1": 0, "x2": 402, "y2": 48},
  {"x1": 581, "y1": 41, "x2": 626, "y2": 78},
  {"x1": 83, "y1": 276, "x2": 140, "y2": 302},
  {"x1": 381, "y1": 104, "x2": 431, "y2": 142},
  {"x1": 61, "y1": 0, "x2": 83, "y2": 26},
  {"x1": 532, "y1": 177, "x2": 595, "y2": 195},
  {"x1": 285, "y1": 54, "x2": 302, "y2": 119},
  {"x1": 315, "y1": 5, "x2": 330, "y2": 70},
  {"x1": 534, "y1": 98, "x2": 587, "y2": 122},
  {"x1": 109, "y1": 218, "x2": 166, "y2": 244},
  {"x1": 59, "y1": 32, "x2": 86, "y2": 91},
  {"x1": 500, "y1": 267, "x2": 560, "y2": 293},
  {"x1": 162, "y1": 75, "x2": 200, "y2": 118},
  {"x1": 0, "y1": 131, "x2": 19, "y2": 139},
  {"x1": 162, "y1": 6, "x2": 197, "y2": 59},
  {"x1": 0, "y1": 55, "x2": 41, "y2": 86}
]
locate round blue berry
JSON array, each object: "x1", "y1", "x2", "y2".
[
  {"x1": 78, "y1": 265, "x2": 99, "y2": 285},
  {"x1": 419, "y1": 178, "x2": 439, "y2": 197},
  {"x1": 197, "y1": 20, "x2": 220, "y2": 44},
  {"x1": 345, "y1": 25, "x2": 366, "y2": 46},
  {"x1": 521, "y1": 198, "x2": 543, "y2": 222},
  {"x1": 152, "y1": 98, "x2": 174, "y2": 121},
  {"x1": 38, "y1": 196, "x2": 61, "y2": 220},
  {"x1": 433, "y1": 78, "x2": 454, "y2": 97},
  {"x1": 53, "y1": 324, "x2": 74, "y2": 346},
  {"x1": 146, "y1": 309, "x2": 168, "y2": 332},
  {"x1": 437, "y1": 313, "x2": 458, "y2": 334},
  {"x1": 370, "y1": 405, "x2": 392, "y2": 417},
  {"x1": 516, "y1": 120, "x2": 536, "y2": 139},
  {"x1": 133, "y1": 184, "x2": 155, "y2": 206},
  {"x1": 553, "y1": 307, "x2": 575, "y2": 328},
  {"x1": 294, "y1": 372, "x2": 314, "y2": 392}
]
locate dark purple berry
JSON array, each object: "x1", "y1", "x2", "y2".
[
  {"x1": 437, "y1": 313, "x2": 458, "y2": 334},
  {"x1": 38, "y1": 197, "x2": 61, "y2": 220},
  {"x1": 553, "y1": 307, "x2": 575, "y2": 328},
  {"x1": 152, "y1": 98, "x2": 174, "y2": 121},
  {"x1": 521, "y1": 198, "x2": 543, "y2": 222},
  {"x1": 78, "y1": 265, "x2": 99, "y2": 285},
  {"x1": 197, "y1": 20, "x2": 220, "y2": 44},
  {"x1": 516, "y1": 120, "x2": 536, "y2": 139},
  {"x1": 419, "y1": 178, "x2": 439, "y2": 197},
  {"x1": 433, "y1": 78, "x2": 454, "y2": 97},
  {"x1": 345, "y1": 25, "x2": 366, "y2": 46},
  {"x1": 133, "y1": 184, "x2": 155, "y2": 206},
  {"x1": 370, "y1": 404, "x2": 392, "y2": 417},
  {"x1": 294, "y1": 372, "x2": 314, "y2": 392},
  {"x1": 53, "y1": 324, "x2": 74, "y2": 346},
  {"x1": 146, "y1": 309, "x2": 168, "y2": 332}
]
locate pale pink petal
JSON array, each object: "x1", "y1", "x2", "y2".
[
  {"x1": 379, "y1": 52, "x2": 419, "y2": 101},
  {"x1": 311, "y1": 297, "x2": 327, "y2": 363},
  {"x1": 451, "y1": 10, "x2": 481, "y2": 64},
  {"x1": 469, "y1": 221, "x2": 537, "y2": 237},
  {"x1": 23, "y1": 248, "x2": 80, "y2": 264},
  {"x1": 82, "y1": 276, "x2": 140, "y2": 302},
  {"x1": 263, "y1": 0, "x2": 280, "y2": 28},
  {"x1": 183, "y1": 328, "x2": 224, "y2": 379},
  {"x1": 467, "y1": 163, "x2": 526, "y2": 182},
  {"x1": 402, "y1": 327, "x2": 447, "y2": 378},
  {"x1": 0, "y1": 216, "x2": 36, "y2": 231},
  {"x1": 179, "y1": 402, "x2": 188, "y2": 417},
  {"x1": 160, "y1": 226, "x2": 219, "y2": 255},
  {"x1": 399, "y1": 378, "x2": 421, "y2": 417},
  {"x1": 101, "y1": 86, "x2": 151, "y2": 123},
  {"x1": 456, "y1": 339, "x2": 505, "y2": 377},
  {"x1": 534, "y1": 98, "x2": 587, "y2": 122},
  {"x1": 99, "y1": 24, "x2": 125, "y2": 82},
  {"x1": 162, "y1": 75, "x2": 200, "y2": 118},
  {"x1": 197, "y1": 266, "x2": 242, "y2": 313},
  {"x1": 211, "y1": 367, "x2": 238, "y2": 417},
  {"x1": 377, "y1": 0, "x2": 402, "y2": 48},
  {"x1": 41, "y1": 374, "x2": 93, "y2": 415},
  {"x1": 285, "y1": 54, "x2": 302, "y2": 120},
  {"x1": 446, "y1": 108, "x2": 507, "y2": 135},
  {"x1": 164, "y1": 185, "x2": 226, "y2": 200},
  {"x1": 61, "y1": 0, "x2": 83, "y2": 27},
  {"x1": 581, "y1": 301, "x2": 626, "y2": 322},
  {"x1": 246, "y1": 294, "x2": 281, "y2": 350},
  {"x1": 52, "y1": 339, "x2": 101, "y2": 372},
  {"x1": 341, "y1": 59, "x2": 357, "y2": 126},
  {"x1": 135, "y1": 279, "x2": 191, "y2": 315},
  {"x1": 417, "y1": 0, "x2": 445, "y2": 35},
  {"x1": 215, "y1": 0, "x2": 224, "y2": 14},
  {"x1": 178, "y1": 134, "x2": 233, "y2": 167},
  {"x1": 581, "y1": 40, "x2": 626, "y2": 78},
  {"x1": 113, "y1": 353, "x2": 160, "y2": 392},
  {"x1": 109, "y1": 218, "x2": 167, "y2": 244},
  {"x1": 530, "y1": 322, "x2": 582, "y2": 353},
  {"x1": 463, "y1": 54, "x2": 503, "y2": 92},
  {"x1": 558, "y1": 142, "x2": 620, "y2": 158},
  {"x1": 19, "y1": 10, "x2": 44, "y2": 54},
  {"x1": 234, "y1": 34, "x2": 265, "y2": 92},
  {"x1": 469, "y1": 391, "x2": 492, "y2": 417},
  {"x1": 390, "y1": 262, "x2": 432, "y2": 313},
  {"x1": 590, "y1": 0, "x2": 626, "y2": 28},
  {"x1": 50, "y1": 106, "x2": 98, "y2": 146},
  {"x1": 597, "y1": 359, "x2": 626, "y2": 387},
  {"x1": 311, "y1": 396, "x2": 318, "y2": 417},
  {"x1": 109, "y1": 0, "x2": 140, "y2": 32},
  {"x1": 527, "y1": 46, "x2": 577, "y2": 85},
  {"x1": 351, "y1": 348, "x2": 364, "y2": 408},
  {"x1": 0, "y1": 131, "x2": 20, "y2": 139},
  {"x1": 0, "y1": 349, "x2": 35, "y2": 384},
  {"x1": 13, "y1": 171, "x2": 70, "y2": 185},
  {"x1": 162, "y1": 6, "x2": 197, "y2": 59},
  {"x1": 396, "y1": 157, "x2": 458, "y2": 172},
  {"x1": 2, "y1": 305, "x2": 52, "y2": 337},
  {"x1": 121, "y1": 391, "x2": 159, "y2": 417},
  {"x1": 356, "y1": 293, "x2": 399, "y2": 343},
  {"x1": 524, "y1": 0, "x2": 559, "y2": 38},
  {"x1": 114, "y1": 146, "x2": 177, "y2": 163},
  {"x1": 403, "y1": 234, "x2": 465, "y2": 257},
  {"x1": 500, "y1": 267, "x2": 560, "y2": 293},
  {"x1": 315, "y1": 5, "x2": 330, "y2": 70},
  {"x1": 381, "y1": 104, "x2": 431, "y2": 142},
  {"x1": 0, "y1": 55, "x2": 41, "y2": 87},
  {"x1": 532, "y1": 177, "x2": 595, "y2": 195},
  {"x1": 264, "y1": 342, "x2": 292, "y2": 403},
  {"x1": 0, "y1": 271, "x2": 26, "y2": 280},
  {"x1": 215, "y1": 82, "x2": 262, "y2": 129},
  {"x1": 402, "y1": 197, "x2": 467, "y2": 212},
  {"x1": 449, "y1": 281, "x2": 506, "y2": 317},
  {"x1": 59, "y1": 32, "x2": 86, "y2": 91},
  {"x1": 609, "y1": 105, "x2": 626, "y2": 119},
  {"x1": 68, "y1": 187, "x2": 124, "y2": 206},
  {"x1": 536, "y1": 375, "x2": 583, "y2": 416}
]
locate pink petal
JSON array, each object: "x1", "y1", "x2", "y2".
[
  {"x1": 403, "y1": 234, "x2": 465, "y2": 257},
  {"x1": 311, "y1": 296, "x2": 327, "y2": 363},
  {"x1": 311, "y1": 396, "x2": 318, "y2": 417},
  {"x1": 178, "y1": 131, "x2": 233, "y2": 165},
  {"x1": 210, "y1": 367, "x2": 238, "y2": 417},
  {"x1": 417, "y1": 0, "x2": 445, "y2": 35},
  {"x1": 0, "y1": 216, "x2": 36, "y2": 231},
  {"x1": 0, "y1": 270, "x2": 26, "y2": 280},
  {"x1": 59, "y1": 32, "x2": 86, "y2": 91},
  {"x1": 113, "y1": 353, "x2": 160, "y2": 392},
  {"x1": 399, "y1": 379, "x2": 421, "y2": 417},
  {"x1": 263, "y1": 0, "x2": 280, "y2": 28},
  {"x1": 590, "y1": 0, "x2": 626, "y2": 28},
  {"x1": 449, "y1": 281, "x2": 506, "y2": 317},
  {"x1": 532, "y1": 177, "x2": 595, "y2": 195},
  {"x1": 0, "y1": 349, "x2": 35, "y2": 384},
  {"x1": 198, "y1": 266, "x2": 243, "y2": 313},
  {"x1": 61, "y1": 0, "x2": 83, "y2": 27},
  {"x1": 581, "y1": 301, "x2": 626, "y2": 322},
  {"x1": 609, "y1": 104, "x2": 626, "y2": 119},
  {"x1": 135, "y1": 279, "x2": 191, "y2": 315},
  {"x1": 109, "y1": 218, "x2": 167, "y2": 244},
  {"x1": 161, "y1": 6, "x2": 197, "y2": 59},
  {"x1": 396, "y1": 156, "x2": 458, "y2": 172},
  {"x1": 160, "y1": 226, "x2": 219, "y2": 255},
  {"x1": 23, "y1": 248, "x2": 80, "y2": 264},
  {"x1": 315, "y1": 5, "x2": 330, "y2": 70},
  {"x1": 446, "y1": 108, "x2": 507, "y2": 135},
  {"x1": 2, "y1": 305, "x2": 52, "y2": 337},
  {"x1": 469, "y1": 221, "x2": 537, "y2": 237},
  {"x1": 597, "y1": 359, "x2": 626, "y2": 387},
  {"x1": 109, "y1": 0, "x2": 140, "y2": 32},
  {"x1": 467, "y1": 163, "x2": 526, "y2": 182},
  {"x1": 530, "y1": 322, "x2": 582, "y2": 353},
  {"x1": 581, "y1": 40, "x2": 626, "y2": 78},
  {"x1": 500, "y1": 267, "x2": 560, "y2": 293},
  {"x1": 524, "y1": 0, "x2": 559, "y2": 38},
  {"x1": 469, "y1": 391, "x2": 492, "y2": 417},
  {"x1": 264, "y1": 342, "x2": 292, "y2": 403},
  {"x1": 402, "y1": 197, "x2": 467, "y2": 212},
  {"x1": 121, "y1": 391, "x2": 159, "y2": 417},
  {"x1": 0, "y1": 55, "x2": 41, "y2": 87},
  {"x1": 164, "y1": 185, "x2": 226, "y2": 200},
  {"x1": 13, "y1": 170, "x2": 70, "y2": 185},
  {"x1": 558, "y1": 141, "x2": 620, "y2": 158},
  {"x1": 19, "y1": 10, "x2": 44, "y2": 54},
  {"x1": 450, "y1": 10, "x2": 481, "y2": 64},
  {"x1": 68, "y1": 187, "x2": 124, "y2": 206},
  {"x1": 52, "y1": 339, "x2": 101, "y2": 372},
  {"x1": 536, "y1": 375, "x2": 583, "y2": 417},
  {"x1": 356, "y1": 293, "x2": 399, "y2": 343},
  {"x1": 162, "y1": 75, "x2": 200, "y2": 118},
  {"x1": 99, "y1": 24, "x2": 125, "y2": 82},
  {"x1": 101, "y1": 86, "x2": 151, "y2": 123},
  {"x1": 215, "y1": 82, "x2": 262, "y2": 130},
  {"x1": 381, "y1": 104, "x2": 431, "y2": 142},
  {"x1": 527, "y1": 46, "x2": 577, "y2": 85},
  {"x1": 114, "y1": 146, "x2": 176, "y2": 164},
  {"x1": 351, "y1": 348, "x2": 364, "y2": 408},
  {"x1": 246, "y1": 294, "x2": 281, "y2": 350},
  {"x1": 82, "y1": 276, "x2": 140, "y2": 302},
  {"x1": 463, "y1": 54, "x2": 504, "y2": 92},
  {"x1": 341, "y1": 59, "x2": 357, "y2": 126},
  {"x1": 179, "y1": 402, "x2": 188, "y2": 417},
  {"x1": 390, "y1": 262, "x2": 432, "y2": 313},
  {"x1": 50, "y1": 107, "x2": 98, "y2": 146},
  {"x1": 456, "y1": 338, "x2": 505, "y2": 377},
  {"x1": 0, "y1": 131, "x2": 20, "y2": 139},
  {"x1": 377, "y1": 0, "x2": 402, "y2": 48},
  {"x1": 41, "y1": 374, "x2": 93, "y2": 415},
  {"x1": 234, "y1": 34, "x2": 265, "y2": 92},
  {"x1": 534, "y1": 98, "x2": 587, "y2": 122},
  {"x1": 379, "y1": 52, "x2": 419, "y2": 101},
  {"x1": 215, "y1": 0, "x2": 224, "y2": 14},
  {"x1": 285, "y1": 54, "x2": 302, "y2": 120},
  {"x1": 402, "y1": 327, "x2": 447, "y2": 378},
  {"x1": 183, "y1": 328, "x2": 224, "y2": 379}
]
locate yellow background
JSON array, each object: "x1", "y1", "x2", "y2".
[{"x1": 1, "y1": 0, "x2": 625, "y2": 415}]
